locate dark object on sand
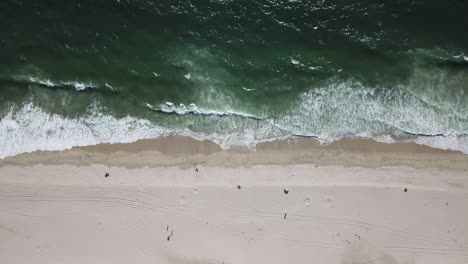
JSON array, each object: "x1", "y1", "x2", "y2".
[
  {"x1": 167, "y1": 235, "x2": 170, "y2": 241},
  {"x1": 404, "y1": 188, "x2": 408, "y2": 192},
  {"x1": 195, "y1": 168, "x2": 199, "y2": 172},
  {"x1": 237, "y1": 185, "x2": 242, "y2": 190},
  {"x1": 166, "y1": 225, "x2": 169, "y2": 231},
  {"x1": 105, "y1": 172, "x2": 109, "y2": 177},
  {"x1": 284, "y1": 213, "x2": 287, "y2": 219},
  {"x1": 283, "y1": 188, "x2": 289, "y2": 194}
]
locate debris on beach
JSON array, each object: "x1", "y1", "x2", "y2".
[
  {"x1": 404, "y1": 187, "x2": 408, "y2": 192},
  {"x1": 283, "y1": 187, "x2": 289, "y2": 194},
  {"x1": 237, "y1": 185, "x2": 242, "y2": 190},
  {"x1": 284, "y1": 213, "x2": 287, "y2": 219},
  {"x1": 105, "y1": 172, "x2": 109, "y2": 177}
]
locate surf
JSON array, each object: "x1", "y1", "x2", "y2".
[{"x1": 146, "y1": 102, "x2": 264, "y2": 121}]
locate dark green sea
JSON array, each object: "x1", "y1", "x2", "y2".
[{"x1": 1, "y1": 0, "x2": 468, "y2": 157}]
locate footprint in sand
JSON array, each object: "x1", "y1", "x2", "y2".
[
  {"x1": 179, "y1": 195, "x2": 186, "y2": 205},
  {"x1": 321, "y1": 196, "x2": 334, "y2": 208},
  {"x1": 304, "y1": 197, "x2": 311, "y2": 207}
]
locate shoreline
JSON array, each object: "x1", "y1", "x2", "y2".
[{"x1": 1, "y1": 136, "x2": 467, "y2": 170}]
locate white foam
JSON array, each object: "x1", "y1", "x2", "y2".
[
  {"x1": 104, "y1": 82, "x2": 118, "y2": 91},
  {"x1": 0, "y1": 102, "x2": 169, "y2": 159},
  {"x1": 290, "y1": 57, "x2": 300, "y2": 65},
  {"x1": 276, "y1": 80, "x2": 468, "y2": 153},
  {"x1": 414, "y1": 135, "x2": 468, "y2": 154},
  {"x1": 452, "y1": 54, "x2": 468, "y2": 62},
  {"x1": 2, "y1": 81, "x2": 468, "y2": 159},
  {"x1": 281, "y1": 81, "x2": 467, "y2": 136},
  {"x1": 184, "y1": 73, "x2": 191, "y2": 80},
  {"x1": 147, "y1": 102, "x2": 261, "y2": 120},
  {"x1": 29, "y1": 77, "x2": 57, "y2": 87},
  {"x1": 62, "y1": 81, "x2": 95, "y2": 91},
  {"x1": 0, "y1": 100, "x2": 290, "y2": 158},
  {"x1": 242, "y1": 87, "x2": 256, "y2": 92},
  {"x1": 355, "y1": 133, "x2": 397, "y2": 144},
  {"x1": 27, "y1": 76, "x2": 96, "y2": 91}
]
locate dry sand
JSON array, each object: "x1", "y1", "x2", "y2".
[{"x1": 0, "y1": 137, "x2": 467, "y2": 264}]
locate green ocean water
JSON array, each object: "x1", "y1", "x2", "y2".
[{"x1": 1, "y1": 0, "x2": 468, "y2": 157}]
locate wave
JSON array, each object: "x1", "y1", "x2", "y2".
[
  {"x1": 414, "y1": 134, "x2": 468, "y2": 153},
  {"x1": 146, "y1": 102, "x2": 264, "y2": 121},
  {"x1": 0, "y1": 100, "x2": 284, "y2": 158},
  {"x1": 28, "y1": 77, "x2": 56, "y2": 87},
  {"x1": 453, "y1": 55, "x2": 468, "y2": 62},
  {"x1": 242, "y1": 87, "x2": 256, "y2": 92},
  {"x1": 62, "y1": 81, "x2": 96, "y2": 91},
  {"x1": 1, "y1": 75, "x2": 468, "y2": 159},
  {"x1": 409, "y1": 48, "x2": 468, "y2": 68},
  {"x1": 277, "y1": 79, "x2": 468, "y2": 140},
  {"x1": 1, "y1": 75, "x2": 118, "y2": 92},
  {"x1": 28, "y1": 77, "x2": 96, "y2": 91},
  {"x1": 0, "y1": 101, "x2": 290, "y2": 158},
  {"x1": 0, "y1": 102, "x2": 170, "y2": 159}
]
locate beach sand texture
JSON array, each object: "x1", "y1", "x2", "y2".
[{"x1": 1, "y1": 137, "x2": 467, "y2": 264}]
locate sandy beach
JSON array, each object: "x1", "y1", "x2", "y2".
[{"x1": 1, "y1": 137, "x2": 467, "y2": 264}]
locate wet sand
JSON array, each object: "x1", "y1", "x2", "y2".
[{"x1": 2, "y1": 136, "x2": 468, "y2": 169}]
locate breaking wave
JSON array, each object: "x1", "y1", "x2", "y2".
[
  {"x1": 1, "y1": 82, "x2": 468, "y2": 159},
  {"x1": 0, "y1": 102, "x2": 168, "y2": 158},
  {"x1": 28, "y1": 77, "x2": 96, "y2": 91},
  {"x1": 146, "y1": 102, "x2": 264, "y2": 120}
]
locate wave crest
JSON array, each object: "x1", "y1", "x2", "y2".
[
  {"x1": 277, "y1": 80, "x2": 468, "y2": 140},
  {"x1": 1, "y1": 78, "x2": 468, "y2": 159},
  {"x1": 27, "y1": 77, "x2": 96, "y2": 91},
  {"x1": 146, "y1": 102, "x2": 263, "y2": 120},
  {"x1": 0, "y1": 102, "x2": 168, "y2": 158}
]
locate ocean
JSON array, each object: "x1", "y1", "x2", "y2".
[{"x1": 1, "y1": 0, "x2": 468, "y2": 158}]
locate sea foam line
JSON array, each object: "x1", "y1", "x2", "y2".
[
  {"x1": 1, "y1": 97, "x2": 468, "y2": 159},
  {"x1": 0, "y1": 101, "x2": 275, "y2": 159},
  {"x1": 0, "y1": 102, "x2": 168, "y2": 158},
  {"x1": 27, "y1": 77, "x2": 96, "y2": 91},
  {"x1": 146, "y1": 102, "x2": 264, "y2": 120}
]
